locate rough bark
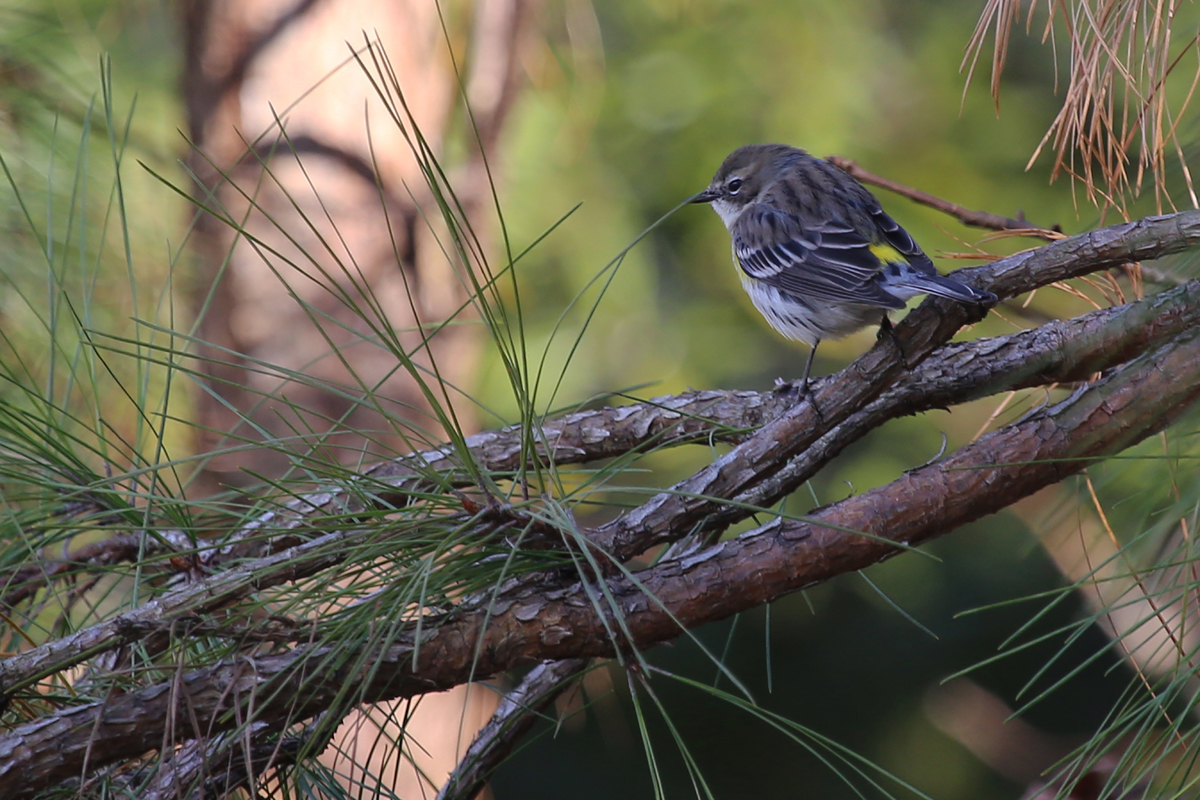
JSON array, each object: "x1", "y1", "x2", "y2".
[
  {"x1": 6, "y1": 266, "x2": 1200, "y2": 697},
  {"x1": 5, "y1": 211, "x2": 1200, "y2": 796},
  {"x1": 207, "y1": 210, "x2": 1200, "y2": 567},
  {"x1": 4, "y1": 319, "x2": 1199, "y2": 798},
  {"x1": 177, "y1": 2, "x2": 537, "y2": 795}
]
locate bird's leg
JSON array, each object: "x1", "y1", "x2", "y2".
[
  {"x1": 799, "y1": 341, "x2": 826, "y2": 424},
  {"x1": 876, "y1": 314, "x2": 907, "y2": 365},
  {"x1": 800, "y1": 341, "x2": 819, "y2": 394},
  {"x1": 775, "y1": 343, "x2": 825, "y2": 422}
]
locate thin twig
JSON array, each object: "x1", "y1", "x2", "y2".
[
  {"x1": 827, "y1": 154, "x2": 1062, "y2": 237},
  {"x1": 0, "y1": 535, "x2": 144, "y2": 611}
]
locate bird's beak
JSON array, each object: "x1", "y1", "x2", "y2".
[{"x1": 690, "y1": 188, "x2": 719, "y2": 204}]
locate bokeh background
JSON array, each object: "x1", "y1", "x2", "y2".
[{"x1": 3, "y1": 1, "x2": 1197, "y2": 798}]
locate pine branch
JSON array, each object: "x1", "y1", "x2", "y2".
[
  {"x1": 3, "y1": 275, "x2": 1195, "y2": 697},
  {"x1": 213, "y1": 209, "x2": 1200, "y2": 568},
  {"x1": 4, "y1": 276, "x2": 1200, "y2": 702},
  {"x1": 5, "y1": 211, "x2": 1200, "y2": 797},
  {"x1": 10, "y1": 210, "x2": 1191, "y2": 603},
  {"x1": 5, "y1": 318, "x2": 1199, "y2": 798}
]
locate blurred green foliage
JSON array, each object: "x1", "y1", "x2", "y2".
[
  {"x1": 491, "y1": 0, "x2": 1072, "y2": 413},
  {"x1": 466, "y1": 1, "x2": 1200, "y2": 794},
  {"x1": 0, "y1": 1, "x2": 187, "y2": 463},
  {"x1": 3, "y1": 1, "x2": 1199, "y2": 798}
]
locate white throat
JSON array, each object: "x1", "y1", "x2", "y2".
[{"x1": 710, "y1": 197, "x2": 746, "y2": 229}]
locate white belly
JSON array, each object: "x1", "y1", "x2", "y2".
[{"x1": 741, "y1": 276, "x2": 883, "y2": 345}]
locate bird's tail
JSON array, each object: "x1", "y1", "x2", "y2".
[{"x1": 881, "y1": 265, "x2": 997, "y2": 305}]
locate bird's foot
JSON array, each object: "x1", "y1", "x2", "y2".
[
  {"x1": 775, "y1": 375, "x2": 826, "y2": 425},
  {"x1": 877, "y1": 316, "x2": 909, "y2": 366}
]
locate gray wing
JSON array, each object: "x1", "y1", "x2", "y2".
[
  {"x1": 870, "y1": 206, "x2": 939, "y2": 275},
  {"x1": 731, "y1": 205, "x2": 906, "y2": 309}
]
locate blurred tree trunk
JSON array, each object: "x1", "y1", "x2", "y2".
[
  {"x1": 180, "y1": 0, "x2": 537, "y2": 794},
  {"x1": 181, "y1": 0, "x2": 532, "y2": 495}
]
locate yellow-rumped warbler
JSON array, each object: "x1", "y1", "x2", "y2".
[{"x1": 693, "y1": 143, "x2": 997, "y2": 388}]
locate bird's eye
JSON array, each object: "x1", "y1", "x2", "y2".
[{"x1": 727, "y1": 177, "x2": 744, "y2": 194}]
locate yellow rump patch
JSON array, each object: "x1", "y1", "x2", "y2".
[{"x1": 869, "y1": 243, "x2": 908, "y2": 265}]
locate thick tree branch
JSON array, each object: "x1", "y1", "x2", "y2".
[
  {"x1": 685, "y1": 278, "x2": 1200, "y2": 544},
  {"x1": 4, "y1": 277, "x2": 1200, "y2": 697},
  {"x1": 5, "y1": 212, "x2": 1200, "y2": 798},
  {"x1": 5, "y1": 316, "x2": 1200, "y2": 798},
  {"x1": 591, "y1": 209, "x2": 1200, "y2": 562},
  {"x1": 5, "y1": 211, "x2": 1170, "y2": 605},
  {"x1": 186, "y1": 210, "x2": 1200, "y2": 575},
  {"x1": 439, "y1": 278, "x2": 1200, "y2": 794},
  {"x1": 197, "y1": 387, "x2": 794, "y2": 568},
  {"x1": 200, "y1": 210, "x2": 1200, "y2": 567}
]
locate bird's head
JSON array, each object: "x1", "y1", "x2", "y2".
[{"x1": 691, "y1": 143, "x2": 804, "y2": 226}]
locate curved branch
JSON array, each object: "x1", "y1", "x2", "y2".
[
  {"x1": 681, "y1": 278, "x2": 1200, "y2": 547},
  {"x1": 200, "y1": 386, "x2": 794, "y2": 567},
  {"x1": 5, "y1": 314, "x2": 1200, "y2": 798},
  {"x1": 194, "y1": 210, "x2": 1200, "y2": 576},
  {"x1": 4, "y1": 278, "x2": 1200, "y2": 696},
  {"x1": 591, "y1": 270, "x2": 1200, "y2": 562},
  {"x1": 440, "y1": 278, "x2": 1200, "y2": 794},
  {"x1": 4, "y1": 212, "x2": 1200, "y2": 796}
]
